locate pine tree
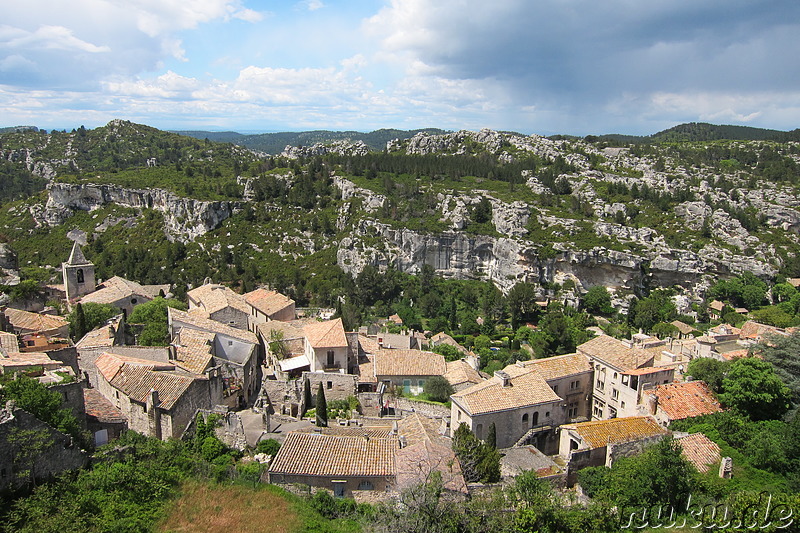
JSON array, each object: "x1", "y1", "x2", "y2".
[{"x1": 316, "y1": 382, "x2": 328, "y2": 427}]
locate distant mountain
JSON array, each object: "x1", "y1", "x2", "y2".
[
  {"x1": 594, "y1": 122, "x2": 800, "y2": 144},
  {"x1": 174, "y1": 128, "x2": 449, "y2": 154},
  {"x1": 0, "y1": 126, "x2": 38, "y2": 134}
]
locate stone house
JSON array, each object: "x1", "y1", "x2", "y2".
[
  {"x1": 708, "y1": 300, "x2": 726, "y2": 321},
  {"x1": 95, "y1": 352, "x2": 220, "y2": 440},
  {"x1": 245, "y1": 288, "x2": 296, "y2": 327},
  {"x1": 79, "y1": 276, "x2": 169, "y2": 316},
  {"x1": 268, "y1": 427, "x2": 398, "y2": 497},
  {"x1": 370, "y1": 348, "x2": 447, "y2": 395},
  {"x1": 169, "y1": 308, "x2": 260, "y2": 407},
  {"x1": 187, "y1": 283, "x2": 250, "y2": 330},
  {"x1": 518, "y1": 352, "x2": 593, "y2": 422},
  {"x1": 558, "y1": 416, "x2": 669, "y2": 484},
  {"x1": 1, "y1": 307, "x2": 70, "y2": 339},
  {"x1": 443, "y1": 359, "x2": 486, "y2": 391},
  {"x1": 640, "y1": 380, "x2": 722, "y2": 427},
  {"x1": 303, "y1": 318, "x2": 349, "y2": 373},
  {"x1": 450, "y1": 363, "x2": 564, "y2": 451},
  {"x1": 577, "y1": 335, "x2": 676, "y2": 420},
  {"x1": 82, "y1": 388, "x2": 127, "y2": 446}
]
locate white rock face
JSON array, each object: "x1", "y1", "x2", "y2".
[
  {"x1": 281, "y1": 140, "x2": 370, "y2": 159},
  {"x1": 43, "y1": 183, "x2": 239, "y2": 242}
]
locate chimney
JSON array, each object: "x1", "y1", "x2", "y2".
[{"x1": 495, "y1": 370, "x2": 511, "y2": 387}]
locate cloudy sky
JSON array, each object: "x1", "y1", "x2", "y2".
[{"x1": 1, "y1": 0, "x2": 798, "y2": 135}]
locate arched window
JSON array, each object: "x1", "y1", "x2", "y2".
[
  {"x1": 532, "y1": 412, "x2": 539, "y2": 427},
  {"x1": 522, "y1": 413, "x2": 529, "y2": 423},
  {"x1": 76, "y1": 269, "x2": 84, "y2": 283}
]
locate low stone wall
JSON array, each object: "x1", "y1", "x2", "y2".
[{"x1": 393, "y1": 397, "x2": 450, "y2": 419}]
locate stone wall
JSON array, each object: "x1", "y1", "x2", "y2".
[
  {"x1": 49, "y1": 380, "x2": 85, "y2": 427},
  {"x1": 303, "y1": 372, "x2": 357, "y2": 405},
  {"x1": 606, "y1": 434, "x2": 667, "y2": 467},
  {"x1": 0, "y1": 402, "x2": 87, "y2": 491},
  {"x1": 394, "y1": 397, "x2": 451, "y2": 420}
]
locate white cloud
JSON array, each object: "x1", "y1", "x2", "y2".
[{"x1": 298, "y1": 1, "x2": 325, "y2": 12}]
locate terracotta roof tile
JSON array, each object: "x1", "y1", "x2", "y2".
[
  {"x1": 187, "y1": 284, "x2": 249, "y2": 316},
  {"x1": 80, "y1": 276, "x2": 150, "y2": 305},
  {"x1": 677, "y1": 433, "x2": 721, "y2": 473},
  {"x1": 451, "y1": 363, "x2": 562, "y2": 415},
  {"x1": 76, "y1": 316, "x2": 123, "y2": 349},
  {"x1": 3, "y1": 308, "x2": 68, "y2": 334},
  {"x1": 172, "y1": 328, "x2": 215, "y2": 374},
  {"x1": 577, "y1": 335, "x2": 655, "y2": 371},
  {"x1": 395, "y1": 439, "x2": 467, "y2": 493},
  {"x1": 244, "y1": 288, "x2": 295, "y2": 318},
  {"x1": 304, "y1": 318, "x2": 348, "y2": 349},
  {"x1": 373, "y1": 349, "x2": 446, "y2": 377},
  {"x1": 519, "y1": 352, "x2": 591, "y2": 381},
  {"x1": 269, "y1": 431, "x2": 397, "y2": 477},
  {"x1": 99, "y1": 356, "x2": 195, "y2": 411},
  {"x1": 444, "y1": 359, "x2": 485, "y2": 388},
  {"x1": 562, "y1": 416, "x2": 668, "y2": 449},
  {"x1": 0, "y1": 331, "x2": 18, "y2": 353},
  {"x1": 671, "y1": 321, "x2": 696, "y2": 335},
  {"x1": 651, "y1": 381, "x2": 722, "y2": 421},
  {"x1": 169, "y1": 308, "x2": 257, "y2": 344},
  {"x1": 739, "y1": 320, "x2": 787, "y2": 341},
  {"x1": 83, "y1": 388, "x2": 126, "y2": 423}
]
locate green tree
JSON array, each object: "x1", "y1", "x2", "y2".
[
  {"x1": 507, "y1": 282, "x2": 538, "y2": 329},
  {"x1": 67, "y1": 302, "x2": 117, "y2": 340},
  {"x1": 595, "y1": 436, "x2": 697, "y2": 511},
  {"x1": 423, "y1": 376, "x2": 454, "y2": 403},
  {"x1": 316, "y1": 381, "x2": 328, "y2": 427},
  {"x1": 452, "y1": 423, "x2": 500, "y2": 483},
  {"x1": 686, "y1": 357, "x2": 730, "y2": 394},
  {"x1": 754, "y1": 331, "x2": 800, "y2": 402},
  {"x1": 583, "y1": 285, "x2": 613, "y2": 315},
  {"x1": 0, "y1": 373, "x2": 82, "y2": 440},
  {"x1": 128, "y1": 297, "x2": 187, "y2": 346},
  {"x1": 719, "y1": 357, "x2": 791, "y2": 420},
  {"x1": 302, "y1": 376, "x2": 313, "y2": 415}
]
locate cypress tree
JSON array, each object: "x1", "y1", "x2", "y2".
[
  {"x1": 316, "y1": 381, "x2": 328, "y2": 427},
  {"x1": 75, "y1": 302, "x2": 87, "y2": 341},
  {"x1": 303, "y1": 377, "x2": 312, "y2": 416}
]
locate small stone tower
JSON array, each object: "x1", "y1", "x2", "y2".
[{"x1": 62, "y1": 241, "x2": 95, "y2": 302}]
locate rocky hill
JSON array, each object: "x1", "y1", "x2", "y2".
[{"x1": 1, "y1": 120, "x2": 799, "y2": 311}]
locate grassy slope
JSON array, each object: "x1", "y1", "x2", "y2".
[{"x1": 157, "y1": 481, "x2": 360, "y2": 533}]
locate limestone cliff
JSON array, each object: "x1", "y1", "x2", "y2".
[{"x1": 42, "y1": 183, "x2": 239, "y2": 242}]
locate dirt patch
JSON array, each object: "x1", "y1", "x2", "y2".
[{"x1": 158, "y1": 481, "x2": 299, "y2": 533}]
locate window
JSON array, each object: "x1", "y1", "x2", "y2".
[
  {"x1": 552, "y1": 385, "x2": 558, "y2": 394},
  {"x1": 403, "y1": 379, "x2": 411, "y2": 394},
  {"x1": 611, "y1": 388, "x2": 619, "y2": 400},
  {"x1": 568, "y1": 402, "x2": 578, "y2": 418},
  {"x1": 545, "y1": 411, "x2": 550, "y2": 418},
  {"x1": 532, "y1": 412, "x2": 539, "y2": 426},
  {"x1": 593, "y1": 400, "x2": 605, "y2": 418},
  {"x1": 621, "y1": 401, "x2": 626, "y2": 409},
  {"x1": 327, "y1": 381, "x2": 332, "y2": 390},
  {"x1": 609, "y1": 407, "x2": 618, "y2": 419},
  {"x1": 570, "y1": 380, "x2": 579, "y2": 390},
  {"x1": 570, "y1": 439, "x2": 579, "y2": 450},
  {"x1": 613, "y1": 372, "x2": 618, "y2": 380},
  {"x1": 595, "y1": 379, "x2": 605, "y2": 391},
  {"x1": 357, "y1": 480, "x2": 374, "y2": 491},
  {"x1": 131, "y1": 298, "x2": 138, "y2": 305},
  {"x1": 76, "y1": 268, "x2": 84, "y2": 283},
  {"x1": 522, "y1": 413, "x2": 529, "y2": 423},
  {"x1": 327, "y1": 350, "x2": 335, "y2": 366}
]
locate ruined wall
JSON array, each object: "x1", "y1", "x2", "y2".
[
  {"x1": 0, "y1": 403, "x2": 87, "y2": 491},
  {"x1": 303, "y1": 372, "x2": 357, "y2": 405}
]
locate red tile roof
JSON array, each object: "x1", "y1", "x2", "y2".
[
  {"x1": 269, "y1": 431, "x2": 397, "y2": 478},
  {"x1": 303, "y1": 318, "x2": 348, "y2": 348},
  {"x1": 677, "y1": 433, "x2": 721, "y2": 473},
  {"x1": 3, "y1": 308, "x2": 68, "y2": 334},
  {"x1": 652, "y1": 381, "x2": 723, "y2": 421},
  {"x1": 83, "y1": 388, "x2": 126, "y2": 423},
  {"x1": 244, "y1": 288, "x2": 295, "y2": 317},
  {"x1": 373, "y1": 349, "x2": 446, "y2": 378}
]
